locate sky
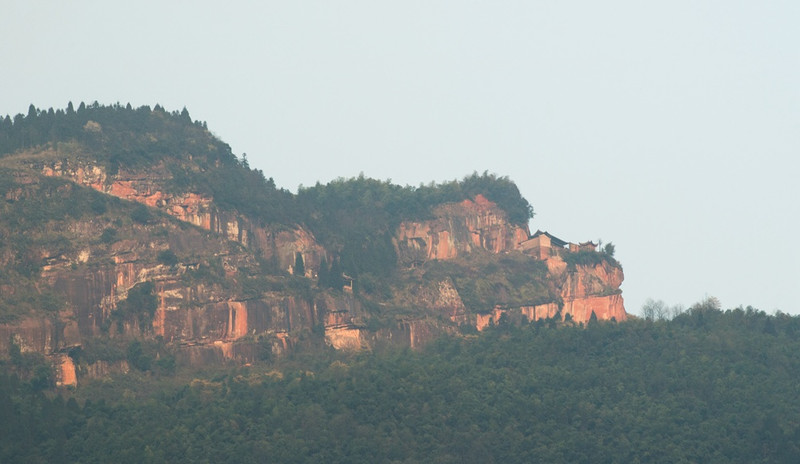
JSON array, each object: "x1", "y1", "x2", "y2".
[{"x1": 2, "y1": 1, "x2": 798, "y2": 315}]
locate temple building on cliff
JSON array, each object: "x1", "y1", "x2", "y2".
[
  {"x1": 518, "y1": 230, "x2": 568, "y2": 260},
  {"x1": 518, "y1": 230, "x2": 599, "y2": 260}
]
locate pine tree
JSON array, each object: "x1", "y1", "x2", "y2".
[
  {"x1": 294, "y1": 252, "x2": 305, "y2": 277},
  {"x1": 318, "y1": 256, "x2": 330, "y2": 287},
  {"x1": 329, "y1": 258, "x2": 344, "y2": 290}
]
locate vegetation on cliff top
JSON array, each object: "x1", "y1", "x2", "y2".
[
  {"x1": 0, "y1": 103, "x2": 532, "y2": 224},
  {"x1": 1, "y1": 102, "x2": 534, "y2": 280}
]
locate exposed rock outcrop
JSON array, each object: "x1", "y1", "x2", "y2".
[
  {"x1": 557, "y1": 260, "x2": 626, "y2": 323},
  {"x1": 395, "y1": 194, "x2": 530, "y2": 265},
  {"x1": 393, "y1": 194, "x2": 626, "y2": 329},
  {"x1": 40, "y1": 159, "x2": 328, "y2": 275},
  {"x1": 0, "y1": 152, "x2": 626, "y2": 386}
]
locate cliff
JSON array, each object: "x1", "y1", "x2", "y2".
[
  {"x1": 392, "y1": 193, "x2": 626, "y2": 328},
  {"x1": 39, "y1": 159, "x2": 327, "y2": 276},
  {"x1": 395, "y1": 194, "x2": 530, "y2": 264},
  {"x1": 0, "y1": 103, "x2": 627, "y2": 387},
  {"x1": 0, "y1": 171, "x2": 625, "y2": 385}
]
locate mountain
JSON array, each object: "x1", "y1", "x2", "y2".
[{"x1": 0, "y1": 103, "x2": 625, "y2": 386}]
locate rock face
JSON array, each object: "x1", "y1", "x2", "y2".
[
  {"x1": 393, "y1": 194, "x2": 626, "y2": 329},
  {"x1": 558, "y1": 261, "x2": 626, "y2": 323},
  {"x1": 40, "y1": 159, "x2": 327, "y2": 275},
  {"x1": 1, "y1": 153, "x2": 626, "y2": 387},
  {"x1": 395, "y1": 194, "x2": 530, "y2": 265}
]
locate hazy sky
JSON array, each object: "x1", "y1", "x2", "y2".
[{"x1": 2, "y1": 1, "x2": 798, "y2": 315}]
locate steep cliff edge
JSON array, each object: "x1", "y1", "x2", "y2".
[
  {"x1": 38, "y1": 159, "x2": 327, "y2": 276},
  {"x1": 395, "y1": 194, "x2": 530, "y2": 263},
  {"x1": 555, "y1": 258, "x2": 626, "y2": 323},
  {"x1": 0, "y1": 166, "x2": 335, "y2": 386},
  {"x1": 0, "y1": 103, "x2": 627, "y2": 387},
  {"x1": 391, "y1": 194, "x2": 626, "y2": 328}
]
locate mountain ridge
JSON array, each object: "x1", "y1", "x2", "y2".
[{"x1": 0, "y1": 103, "x2": 624, "y2": 387}]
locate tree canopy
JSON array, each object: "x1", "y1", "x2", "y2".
[{"x1": 2, "y1": 305, "x2": 800, "y2": 463}]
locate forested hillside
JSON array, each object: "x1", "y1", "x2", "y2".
[{"x1": 2, "y1": 304, "x2": 799, "y2": 463}]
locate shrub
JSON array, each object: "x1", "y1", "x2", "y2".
[
  {"x1": 157, "y1": 249, "x2": 178, "y2": 266},
  {"x1": 131, "y1": 204, "x2": 151, "y2": 224},
  {"x1": 100, "y1": 227, "x2": 117, "y2": 244}
]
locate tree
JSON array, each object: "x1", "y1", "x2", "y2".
[
  {"x1": 294, "y1": 252, "x2": 305, "y2": 277},
  {"x1": 126, "y1": 340, "x2": 152, "y2": 371},
  {"x1": 318, "y1": 256, "x2": 330, "y2": 286},
  {"x1": 157, "y1": 249, "x2": 178, "y2": 266},
  {"x1": 642, "y1": 298, "x2": 669, "y2": 321},
  {"x1": 328, "y1": 258, "x2": 344, "y2": 290},
  {"x1": 642, "y1": 298, "x2": 685, "y2": 321},
  {"x1": 131, "y1": 204, "x2": 151, "y2": 224}
]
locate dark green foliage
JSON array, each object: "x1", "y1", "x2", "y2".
[
  {"x1": 198, "y1": 162, "x2": 297, "y2": 224},
  {"x1": 562, "y1": 248, "x2": 620, "y2": 271},
  {"x1": 100, "y1": 227, "x2": 118, "y2": 244},
  {"x1": 90, "y1": 196, "x2": 107, "y2": 214},
  {"x1": 317, "y1": 257, "x2": 345, "y2": 291},
  {"x1": 459, "y1": 170, "x2": 534, "y2": 224},
  {"x1": 126, "y1": 340, "x2": 152, "y2": 371},
  {"x1": 113, "y1": 282, "x2": 158, "y2": 332},
  {"x1": 157, "y1": 249, "x2": 178, "y2": 266},
  {"x1": 3, "y1": 308, "x2": 800, "y2": 462},
  {"x1": 1, "y1": 102, "x2": 299, "y2": 224},
  {"x1": 287, "y1": 276, "x2": 314, "y2": 304},
  {"x1": 298, "y1": 172, "x2": 533, "y2": 279},
  {"x1": 75, "y1": 337, "x2": 127, "y2": 364},
  {"x1": 130, "y1": 204, "x2": 151, "y2": 224},
  {"x1": 317, "y1": 256, "x2": 330, "y2": 286},
  {"x1": 2, "y1": 345, "x2": 54, "y2": 392},
  {"x1": 0, "y1": 173, "x2": 107, "y2": 229},
  {"x1": 293, "y1": 251, "x2": 305, "y2": 277}
]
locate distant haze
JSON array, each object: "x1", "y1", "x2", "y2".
[{"x1": 2, "y1": 1, "x2": 798, "y2": 314}]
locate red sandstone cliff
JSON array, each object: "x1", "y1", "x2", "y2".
[
  {"x1": 395, "y1": 194, "x2": 530, "y2": 264},
  {"x1": 393, "y1": 194, "x2": 626, "y2": 328},
  {"x1": 40, "y1": 159, "x2": 328, "y2": 275},
  {"x1": 0, "y1": 155, "x2": 626, "y2": 388}
]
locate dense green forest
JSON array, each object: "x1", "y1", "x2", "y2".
[{"x1": 3, "y1": 303, "x2": 800, "y2": 463}]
